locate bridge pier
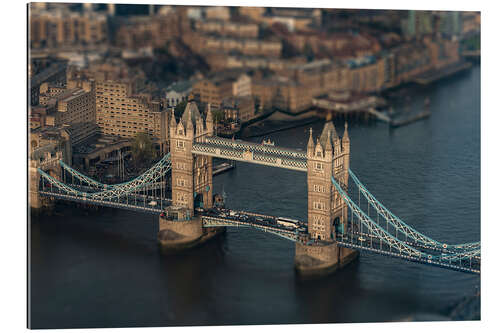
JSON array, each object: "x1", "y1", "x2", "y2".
[
  {"x1": 295, "y1": 242, "x2": 358, "y2": 277},
  {"x1": 158, "y1": 207, "x2": 225, "y2": 253}
]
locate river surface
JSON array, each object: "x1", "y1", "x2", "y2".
[{"x1": 29, "y1": 65, "x2": 480, "y2": 328}]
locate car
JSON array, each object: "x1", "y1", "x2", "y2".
[
  {"x1": 358, "y1": 236, "x2": 366, "y2": 242},
  {"x1": 148, "y1": 201, "x2": 157, "y2": 206}
]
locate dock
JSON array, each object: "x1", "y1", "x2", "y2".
[
  {"x1": 390, "y1": 110, "x2": 431, "y2": 128},
  {"x1": 367, "y1": 107, "x2": 391, "y2": 123}
]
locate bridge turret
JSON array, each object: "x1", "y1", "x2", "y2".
[
  {"x1": 342, "y1": 121, "x2": 350, "y2": 153},
  {"x1": 176, "y1": 118, "x2": 185, "y2": 137},
  {"x1": 205, "y1": 103, "x2": 214, "y2": 136},
  {"x1": 169, "y1": 109, "x2": 177, "y2": 137},
  {"x1": 307, "y1": 127, "x2": 315, "y2": 157},
  {"x1": 341, "y1": 121, "x2": 350, "y2": 191},
  {"x1": 195, "y1": 114, "x2": 204, "y2": 140},
  {"x1": 186, "y1": 107, "x2": 194, "y2": 136},
  {"x1": 324, "y1": 129, "x2": 333, "y2": 160},
  {"x1": 314, "y1": 138, "x2": 324, "y2": 158}
]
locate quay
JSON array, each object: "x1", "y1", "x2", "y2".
[
  {"x1": 412, "y1": 61, "x2": 472, "y2": 85},
  {"x1": 390, "y1": 110, "x2": 431, "y2": 128}
]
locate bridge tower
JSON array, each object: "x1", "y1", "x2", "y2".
[
  {"x1": 169, "y1": 101, "x2": 214, "y2": 213},
  {"x1": 296, "y1": 121, "x2": 357, "y2": 276},
  {"x1": 160, "y1": 102, "x2": 221, "y2": 252},
  {"x1": 307, "y1": 121, "x2": 351, "y2": 240}
]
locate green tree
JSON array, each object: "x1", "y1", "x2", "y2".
[
  {"x1": 212, "y1": 108, "x2": 225, "y2": 123},
  {"x1": 131, "y1": 132, "x2": 156, "y2": 168},
  {"x1": 174, "y1": 100, "x2": 188, "y2": 118}
]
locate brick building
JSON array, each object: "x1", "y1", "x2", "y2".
[
  {"x1": 95, "y1": 80, "x2": 169, "y2": 152},
  {"x1": 29, "y1": 5, "x2": 108, "y2": 48}
]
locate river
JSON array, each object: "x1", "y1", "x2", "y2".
[{"x1": 29, "y1": 65, "x2": 480, "y2": 328}]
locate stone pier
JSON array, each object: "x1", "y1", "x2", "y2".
[
  {"x1": 157, "y1": 206, "x2": 225, "y2": 253},
  {"x1": 295, "y1": 242, "x2": 358, "y2": 277}
]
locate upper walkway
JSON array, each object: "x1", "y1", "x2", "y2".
[{"x1": 192, "y1": 136, "x2": 307, "y2": 172}]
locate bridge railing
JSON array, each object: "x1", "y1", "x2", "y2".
[
  {"x1": 331, "y1": 176, "x2": 480, "y2": 273},
  {"x1": 348, "y1": 169, "x2": 480, "y2": 253}
]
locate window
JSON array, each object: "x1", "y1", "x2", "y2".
[
  {"x1": 313, "y1": 184, "x2": 325, "y2": 193},
  {"x1": 315, "y1": 162, "x2": 323, "y2": 171},
  {"x1": 176, "y1": 178, "x2": 186, "y2": 187},
  {"x1": 313, "y1": 201, "x2": 325, "y2": 210},
  {"x1": 176, "y1": 193, "x2": 186, "y2": 203},
  {"x1": 176, "y1": 140, "x2": 185, "y2": 150}
]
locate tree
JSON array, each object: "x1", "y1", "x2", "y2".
[
  {"x1": 174, "y1": 100, "x2": 188, "y2": 118},
  {"x1": 212, "y1": 108, "x2": 225, "y2": 123},
  {"x1": 131, "y1": 132, "x2": 156, "y2": 168}
]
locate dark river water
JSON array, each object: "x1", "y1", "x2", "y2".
[{"x1": 29, "y1": 65, "x2": 480, "y2": 328}]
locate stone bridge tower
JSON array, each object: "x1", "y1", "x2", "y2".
[
  {"x1": 306, "y1": 121, "x2": 350, "y2": 240},
  {"x1": 169, "y1": 101, "x2": 214, "y2": 213},
  {"x1": 296, "y1": 121, "x2": 357, "y2": 276}
]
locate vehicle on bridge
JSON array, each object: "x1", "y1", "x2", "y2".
[{"x1": 277, "y1": 217, "x2": 300, "y2": 228}]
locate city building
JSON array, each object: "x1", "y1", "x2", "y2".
[
  {"x1": 205, "y1": 6, "x2": 231, "y2": 21},
  {"x1": 114, "y1": 8, "x2": 190, "y2": 50},
  {"x1": 95, "y1": 79, "x2": 170, "y2": 152},
  {"x1": 29, "y1": 5, "x2": 108, "y2": 49},
  {"x1": 30, "y1": 60, "x2": 68, "y2": 106},
  {"x1": 194, "y1": 19, "x2": 259, "y2": 38},
  {"x1": 239, "y1": 7, "x2": 322, "y2": 32},
  {"x1": 186, "y1": 34, "x2": 282, "y2": 57},
  {"x1": 222, "y1": 96, "x2": 256, "y2": 123},
  {"x1": 39, "y1": 85, "x2": 96, "y2": 127},
  {"x1": 192, "y1": 71, "x2": 251, "y2": 109}
]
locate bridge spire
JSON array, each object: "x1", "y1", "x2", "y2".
[
  {"x1": 308, "y1": 127, "x2": 314, "y2": 146},
  {"x1": 307, "y1": 127, "x2": 315, "y2": 156},
  {"x1": 205, "y1": 103, "x2": 214, "y2": 136},
  {"x1": 342, "y1": 121, "x2": 350, "y2": 143},
  {"x1": 186, "y1": 104, "x2": 194, "y2": 133},
  {"x1": 170, "y1": 109, "x2": 177, "y2": 128},
  {"x1": 325, "y1": 129, "x2": 333, "y2": 154}
]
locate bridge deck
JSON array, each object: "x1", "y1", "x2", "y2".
[
  {"x1": 192, "y1": 140, "x2": 307, "y2": 171},
  {"x1": 39, "y1": 191, "x2": 170, "y2": 214}
]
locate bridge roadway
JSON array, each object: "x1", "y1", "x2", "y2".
[
  {"x1": 39, "y1": 189, "x2": 171, "y2": 214},
  {"x1": 192, "y1": 137, "x2": 307, "y2": 172},
  {"x1": 200, "y1": 208, "x2": 304, "y2": 242},
  {"x1": 37, "y1": 187, "x2": 480, "y2": 274},
  {"x1": 335, "y1": 229, "x2": 480, "y2": 274},
  {"x1": 199, "y1": 209, "x2": 479, "y2": 273}
]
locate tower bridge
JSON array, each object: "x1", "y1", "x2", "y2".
[{"x1": 32, "y1": 101, "x2": 480, "y2": 276}]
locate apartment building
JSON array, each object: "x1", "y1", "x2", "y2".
[
  {"x1": 38, "y1": 84, "x2": 96, "y2": 128},
  {"x1": 95, "y1": 80, "x2": 169, "y2": 149},
  {"x1": 194, "y1": 19, "x2": 259, "y2": 38},
  {"x1": 29, "y1": 5, "x2": 108, "y2": 48},
  {"x1": 222, "y1": 96, "x2": 256, "y2": 123}
]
